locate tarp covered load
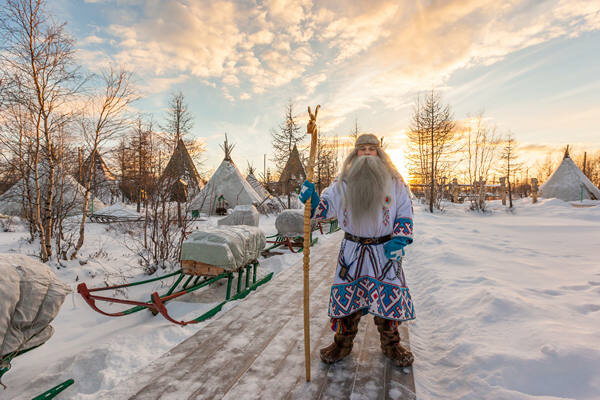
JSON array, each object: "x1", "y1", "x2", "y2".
[
  {"x1": 275, "y1": 209, "x2": 305, "y2": 237},
  {"x1": 217, "y1": 205, "x2": 259, "y2": 227},
  {"x1": 180, "y1": 226, "x2": 265, "y2": 272},
  {"x1": 0, "y1": 254, "x2": 71, "y2": 358}
]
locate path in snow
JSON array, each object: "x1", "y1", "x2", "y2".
[{"x1": 96, "y1": 230, "x2": 416, "y2": 400}]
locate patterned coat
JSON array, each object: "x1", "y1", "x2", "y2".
[{"x1": 313, "y1": 177, "x2": 415, "y2": 322}]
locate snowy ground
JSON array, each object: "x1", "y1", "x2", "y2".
[
  {"x1": 409, "y1": 198, "x2": 600, "y2": 400},
  {"x1": 1, "y1": 199, "x2": 599, "y2": 399}
]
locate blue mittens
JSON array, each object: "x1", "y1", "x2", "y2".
[
  {"x1": 384, "y1": 236, "x2": 412, "y2": 260},
  {"x1": 299, "y1": 180, "x2": 320, "y2": 216}
]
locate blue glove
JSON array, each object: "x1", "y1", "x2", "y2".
[
  {"x1": 384, "y1": 236, "x2": 412, "y2": 260},
  {"x1": 299, "y1": 180, "x2": 315, "y2": 203},
  {"x1": 299, "y1": 180, "x2": 320, "y2": 217}
]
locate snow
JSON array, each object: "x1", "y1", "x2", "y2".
[{"x1": 1, "y1": 199, "x2": 599, "y2": 399}]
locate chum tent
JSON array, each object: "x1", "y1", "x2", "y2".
[
  {"x1": 0, "y1": 171, "x2": 105, "y2": 216},
  {"x1": 189, "y1": 135, "x2": 262, "y2": 214},
  {"x1": 160, "y1": 138, "x2": 202, "y2": 200},
  {"x1": 540, "y1": 146, "x2": 600, "y2": 201},
  {"x1": 77, "y1": 150, "x2": 120, "y2": 205},
  {"x1": 246, "y1": 165, "x2": 270, "y2": 200}
]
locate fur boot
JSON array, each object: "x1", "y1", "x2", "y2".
[
  {"x1": 320, "y1": 312, "x2": 362, "y2": 364},
  {"x1": 373, "y1": 316, "x2": 414, "y2": 367}
]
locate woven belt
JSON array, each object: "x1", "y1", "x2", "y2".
[{"x1": 343, "y1": 233, "x2": 392, "y2": 245}]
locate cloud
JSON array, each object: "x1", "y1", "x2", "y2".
[{"x1": 75, "y1": 0, "x2": 600, "y2": 126}]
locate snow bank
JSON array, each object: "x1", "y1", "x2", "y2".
[
  {"x1": 1, "y1": 199, "x2": 599, "y2": 399},
  {"x1": 408, "y1": 198, "x2": 600, "y2": 399}
]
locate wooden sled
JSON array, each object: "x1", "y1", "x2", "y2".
[
  {"x1": 263, "y1": 232, "x2": 318, "y2": 253},
  {"x1": 77, "y1": 261, "x2": 273, "y2": 326}
]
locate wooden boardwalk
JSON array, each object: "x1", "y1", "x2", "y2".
[{"x1": 99, "y1": 232, "x2": 416, "y2": 399}]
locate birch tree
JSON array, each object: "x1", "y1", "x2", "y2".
[
  {"x1": 1, "y1": 0, "x2": 82, "y2": 261},
  {"x1": 69, "y1": 67, "x2": 135, "y2": 260}
]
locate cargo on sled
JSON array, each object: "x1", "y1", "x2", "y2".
[
  {"x1": 264, "y1": 210, "x2": 319, "y2": 253},
  {"x1": 78, "y1": 226, "x2": 273, "y2": 326}
]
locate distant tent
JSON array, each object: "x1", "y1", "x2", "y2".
[
  {"x1": 77, "y1": 150, "x2": 119, "y2": 204},
  {"x1": 246, "y1": 164, "x2": 269, "y2": 200},
  {"x1": 0, "y1": 164, "x2": 105, "y2": 216},
  {"x1": 540, "y1": 146, "x2": 600, "y2": 201},
  {"x1": 160, "y1": 138, "x2": 202, "y2": 200},
  {"x1": 278, "y1": 144, "x2": 306, "y2": 195},
  {"x1": 189, "y1": 135, "x2": 262, "y2": 214}
]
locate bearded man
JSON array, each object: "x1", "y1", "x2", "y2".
[{"x1": 299, "y1": 133, "x2": 415, "y2": 367}]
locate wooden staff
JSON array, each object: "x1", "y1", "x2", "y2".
[{"x1": 303, "y1": 104, "x2": 320, "y2": 382}]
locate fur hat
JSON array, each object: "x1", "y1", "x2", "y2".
[{"x1": 355, "y1": 133, "x2": 380, "y2": 147}]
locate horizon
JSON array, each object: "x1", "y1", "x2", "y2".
[{"x1": 46, "y1": 0, "x2": 600, "y2": 180}]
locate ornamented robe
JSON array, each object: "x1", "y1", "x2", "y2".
[{"x1": 313, "y1": 177, "x2": 415, "y2": 322}]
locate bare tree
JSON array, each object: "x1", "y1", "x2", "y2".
[
  {"x1": 1, "y1": 0, "x2": 83, "y2": 261},
  {"x1": 315, "y1": 133, "x2": 339, "y2": 192},
  {"x1": 464, "y1": 112, "x2": 501, "y2": 211},
  {"x1": 271, "y1": 101, "x2": 304, "y2": 175},
  {"x1": 408, "y1": 90, "x2": 456, "y2": 213},
  {"x1": 163, "y1": 91, "x2": 193, "y2": 146},
  {"x1": 501, "y1": 133, "x2": 519, "y2": 209},
  {"x1": 69, "y1": 66, "x2": 135, "y2": 260}
]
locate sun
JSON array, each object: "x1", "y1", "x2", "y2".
[{"x1": 387, "y1": 148, "x2": 410, "y2": 181}]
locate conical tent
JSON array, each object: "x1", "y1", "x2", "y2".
[
  {"x1": 0, "y1": 166, "x2": 105, "y2": 216},
  {"x1": 278, "y1": 144, "x2": 306, "y2": 194},
  {"x1": 246, "y1": 164, "x2": 269, "y2": 200},
  {"x1": 78, "y1": 151, "x2": 119, "y2": 204},
  {"x1": 160, "y1": 138, "x2": 202, "y2": 199},
  {"x1": 540, "y1": 147, "x2": 600, "y2": 201},
  {"x1": 189, "y1": 136, "x2": 262, "y2": 214}
]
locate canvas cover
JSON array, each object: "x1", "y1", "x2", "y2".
[
  {"x1": 0, "y1": 173, "x2": 105, "y2": 216},
  {"x1": 180, "y1": 226, "x2": 265, "y2": 271},
  {"x1": 540, "y1": 156, "x2": 600, "y2": 201},
  {"x1": 0, "y1": 254, "x2": 71, "y2": 357},
  {"x1": 275, "y1": 209, "x2": 305, "y2": 237},
  {"x1": 217, "y1": 205, "x2": 259, "y2": 227},
  {"x1": 189, "y1": 160, "x2": 262, "y2": 214}
]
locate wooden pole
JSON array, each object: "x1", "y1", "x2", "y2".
[{"x1": 303, "y1": 104, "x2": 320, "y2": 382}]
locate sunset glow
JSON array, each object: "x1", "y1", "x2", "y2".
[{"x1": 48, "y1": 0, "x2": 600, "y2": 174}]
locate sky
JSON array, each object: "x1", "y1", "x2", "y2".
[{"x1": 48, "y1": 0, "x2": 600, "y2": 178}]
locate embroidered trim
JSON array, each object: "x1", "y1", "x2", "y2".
[
  {"x1": 393, "y1": 217, "x2": 413, "y2": 237},
  {"x1": 328, "y1": 276, "x2": 415, "y2": 321},
  {"x1": 314, "y1": 198, "x2": 329, "y2": 219}
]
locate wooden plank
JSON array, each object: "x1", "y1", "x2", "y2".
[
  {"x1": 180, "y1": 260, "x2": 225, "y2": 276},
  {"x1": 385, "y1": 325, "x2": 417, "y2": 399},
  {"x1": 100, "y1": 231, "x2": 417, "y2": 400},
  {"x1": 222, "y1": 260, "x2": 336, "y2": 399},
  {"x1": 99, "y1": 235, "x2": 342, "y2": 400}
]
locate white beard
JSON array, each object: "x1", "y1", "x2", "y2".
[{"x1": 342, "y1": 155, "x2": 392, "y2": 229}]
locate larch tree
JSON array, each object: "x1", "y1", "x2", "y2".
[
  {"x1": 408, "y1": 90, "x2": 456, "y2": 213},
  {"x1": 501, "y1": 133, "x2": 519, "y2": 209},
  {"x1": 271, "y1": 101, "x2": 304, "y2": 175}
]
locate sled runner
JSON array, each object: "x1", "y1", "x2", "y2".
[
  {"x1": 315, "y1": 217, "x2": 340, "y2": 234},
  {"x1": 78, "y1": 225, "x2": 272, "y2": 326},
  {"x1": 263, "y1": 209, "x2": 320, "y2": 253},
  {"x1": 263, "y1": 232, "x2": 318, "y2": 253},
  {"x1": 77, "y1": 262, "x2": 272, "y2": 326}
]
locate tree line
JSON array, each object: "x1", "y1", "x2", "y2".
[{"x1": 0, "y1": 0, "x2": 204, "y2": 265}]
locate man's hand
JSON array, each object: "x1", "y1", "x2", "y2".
[
  {"x1": 384, "y1": 236, "x2": 411, "y2": 261},
  {"x1": 299, "y1": 180, "x2": 315, "y2": 204}
]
